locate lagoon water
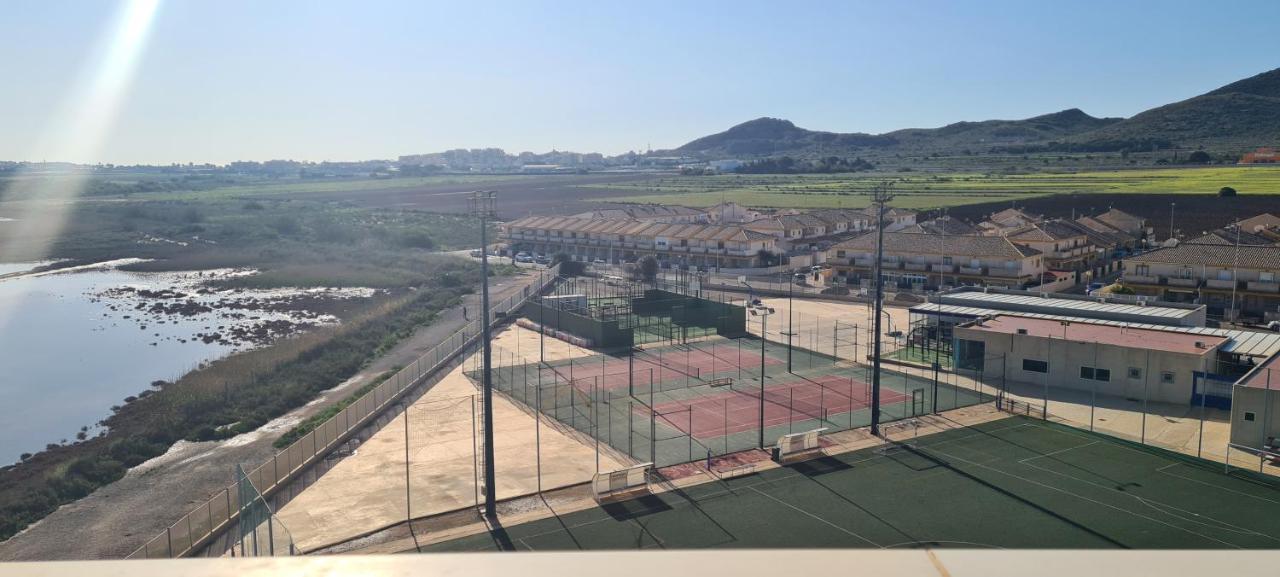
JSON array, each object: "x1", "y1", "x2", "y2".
[{"x1": 0, "y1": 265, "x2": 349, "y2": 463}]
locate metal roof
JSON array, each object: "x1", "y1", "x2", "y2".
[
  {"x1": 931, "y1": 290, "x2": 1200, "y2": 323},
  {"x1": 910, "y1": 303, "x2": 1280, "y2": 358}
]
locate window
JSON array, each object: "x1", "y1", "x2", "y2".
[
  {"x1": 1023, "y1": 359, "x2": 1049, "y2": 373},
  {"x1": 1080, "y1": 366, "x2": 1109, "y2": 382},
  {"x1": 943, "y1": 256, "x2": 953, "y2": 265},
  {"x1": 1245, "y1": 412, "x2": 1256, "y2": 422},
  {"x1": 1161, "y1": 371, "x2": 1175, "y2": 384},
  {"x1": 1128, "y1": 367, "x2": 1142, "y2": 380}
]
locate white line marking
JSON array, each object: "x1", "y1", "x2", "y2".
[{"x1": 747, "y1": 486, "x2": 881, "y2": 548}]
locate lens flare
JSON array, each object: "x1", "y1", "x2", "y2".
[{"x1": 0, "y1": 0, "x2": 161, "y2": 320}]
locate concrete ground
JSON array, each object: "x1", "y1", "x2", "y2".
[
  {"x1": 275, "y1": 324, "x2": 622, "y2": 553},
  {"x1": 752, "y1": 297, "x2": 912, "y2": 359}
]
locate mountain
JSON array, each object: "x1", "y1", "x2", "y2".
[
  {"x1": 675, "y1": 110, "x2": 1120, "y2": 157},
  {"x1": 675, "y1": 118, "x2": 895, "y2": 156},
  {"x1": 673, "y1": 68, "x2": 1280, "y2": 158},
  {"x1": 1064, "y1": 68, "x2": 1280, "y2": 151}
]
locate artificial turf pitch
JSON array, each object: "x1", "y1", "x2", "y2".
[{"x1": 426, "y1": 416, "x2": 1280, "y2": 551}]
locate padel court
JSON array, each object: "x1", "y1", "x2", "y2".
[{"x1": 426, "y1": 416, "x2": 1280, "y2": 551}]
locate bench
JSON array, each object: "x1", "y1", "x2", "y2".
[
  {"x1": 774, "y1": 428, "x2": 827, "y2": 465},
  {"x1": 591, "y1": 462, "x2": 653, "y2": 504}
]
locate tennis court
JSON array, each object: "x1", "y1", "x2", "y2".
[
  {"x1": 426, "y1": 416, "x2": 1280, "y2": 551},
  {"x1": 476, "y1": 332, "x2": 985, "y2": 468}
]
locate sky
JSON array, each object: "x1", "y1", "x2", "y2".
[{"x1": 2, "y1": 0, "x2": 1279, "y2": 165}]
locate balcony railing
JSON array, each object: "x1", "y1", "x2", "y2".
[
  {"x1": 1247, "y1": 281, "x2": 1280, "y2": 293},
  {"x1": 1205, "y1": 278, "x2": 1238, "y2": 290},
  {"x1": 1167, "y1": 277, "x2": 1201, "y2": 288},
  {"x1": 1124, "y1": 274, "x2": 1160, "y2": 285},
  {"x1": 988, "y1": 268, "x2": 1023, "y2": 278},
  {"x1": 853, "y1": 258, "x2": 873, "y2": 267},
  {"x1": 958, "y1": 266, "x2": 984, "y2": 275},
  {"x1": 933, "y1": 264, "x2": 957, "y2": 273},
  {"x1": 904, "y1": 262, "x2": 929, "y2": 272}
]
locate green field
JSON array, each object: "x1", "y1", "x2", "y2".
[
  {"x1": 427, "y1": 416, "x2": 1280, "y2": 551},
  {"x1": 590, "y1": 166, "x2": 1280, "y2": 209}
]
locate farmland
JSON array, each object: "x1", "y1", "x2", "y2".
[{"x1": 588, "y1": 166, "x2": 1280, "y2": 210}]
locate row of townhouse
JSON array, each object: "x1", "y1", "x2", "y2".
[
  {"x1": 500, "y1": 215, "x2": 778, "y2": 268},
  {"x1": 1123, "y1": 233, "x2": 1280, "y2": 321},
  {"x1": 742, "y1": 207, "x2": 915, "y2": 248},
  {"x1": 826, "y1": 232, "x2": 1046, "y2": 290}
]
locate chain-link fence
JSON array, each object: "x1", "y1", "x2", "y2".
[{"x1": 126, "y1": 265, "x2": 559, "y2": 559}]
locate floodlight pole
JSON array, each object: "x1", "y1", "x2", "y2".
[
  {"x1": 870, "y1": 181, "x2": 894, "y2": 436},
  {"x1": 787, "y1": 280, "x2": 794, "y2": 372},
  {"x1": 759, "y1": 309, "x2": 768, "y2": 449},
  {"x1": 470, "y1": 191, "x2": 498, "y2": 519}
]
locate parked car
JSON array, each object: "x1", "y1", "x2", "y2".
[
  {"x1": 514, "y1": 252, "x2": 533, "y2": 263},
  {"x1": 1268, "y1": 320, "x2": 1280, "y2": 332},
  {"x1": 469, "y1": 249, "x2": 483, "y2": 258},
  {"x1": 1086, "y1": 282, "x2": 1104, "y2": 294},
  {"x1": 533, "y1": 254, "x2": 551, "y2": 265}
]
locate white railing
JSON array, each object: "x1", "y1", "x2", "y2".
[{"x1": 127, "y1": 265, "x2": 559, "y2": 559}]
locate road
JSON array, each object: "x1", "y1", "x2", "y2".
[{"x1": 0, "y1": 270, "x2": 540, "y2": 560}]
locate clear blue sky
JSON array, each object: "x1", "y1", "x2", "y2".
[{"x1": 3, "y1": 0, "x2": 1278, "y2": 164}]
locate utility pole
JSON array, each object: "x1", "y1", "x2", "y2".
[
  {"x1": 869, "y1": 180, "x2": 894, "y2": 436},
  {"x1": 469, "y1": 190, "x2": 498, "y2": 519},
  {"x1": 1169, "y1": 202, "x2": 1176, "y2": 242}
]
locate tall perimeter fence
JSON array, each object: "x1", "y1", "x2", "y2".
[{"x1": 126, "y1": 265, "x2": 560, "y2": 559}]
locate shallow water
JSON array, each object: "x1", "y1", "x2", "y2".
[{"x1": 0, "y1": 265, "x2": 366, "y2": 463}]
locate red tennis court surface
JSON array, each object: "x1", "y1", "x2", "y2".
[
  {"x1": 645, "y1": 375, "x2": 910, "y2": 440},
  {"x1": 537, "y1": 345, "x2": 784, "y2": 393}
]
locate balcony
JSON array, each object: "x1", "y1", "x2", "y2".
[
  {"x1": 988, "y1": 268, "x2": 1023, "y2": 278},
  {"x1": 959, "y1": 266, "x2": 985, "y2": 275},
  {"x1": 1124, "y1": 274, "x2": 1160, "y2": 285},
  {"x1": 933, "y1": 264, "x2": 957, "y2": 273},
  {"x1": 1247, "y1": 281, "x2": 1280, "y2": 293},
  {"x1": 1205, "y1": 278, "x2": 1239, "y2": 290},
  {"x1": 853, "y1": 258, "x2": 874, "y2": 267},
  {"x1": 1167, "y1": 277, "x2": 1201, "y2": 288},
  {"x1": 904, "y1": 262, "x2": 929, "y2": 272}
]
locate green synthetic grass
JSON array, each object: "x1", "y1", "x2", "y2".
[
  {"x1": 591, "y1": 166, "x2": 1280, "y2": 209},
  {"x1": 427, "y1": 416, "x2": 1280, "y2": 551}
]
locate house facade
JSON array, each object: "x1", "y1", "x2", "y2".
[
  {"x1": 827, "y1": 232, "x2": 1045, "y2": 289},
  {"x1": 1123, "y1": 242, "x2": 1280, "y2": 320},
  {"x1": 502, "y1": 216, "x2": 777, "y2": 269}
]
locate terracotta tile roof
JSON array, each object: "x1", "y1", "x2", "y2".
[
  {"x1": 503, "y1": 215, "x2": 771, "y2": 243},
  {"x1": 1127, "y1": 242, "x2": 1280, "y2": 270}
]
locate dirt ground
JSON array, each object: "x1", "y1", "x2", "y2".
[
  {"x1": 274, "y1": 324, "x2": 622, "y2": 553},
  {"x1": 0, "y1": 271, "x2": 540, "y2": 561},
  {"x1": 283, "y1": 173, "x2": 661, "y2": 219}
]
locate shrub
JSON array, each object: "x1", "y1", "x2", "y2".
[{"x1": 1219, "y1": 186, "x2": 1237, "y2": 197}]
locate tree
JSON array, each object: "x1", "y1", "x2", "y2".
[
  {"x1": 551, "y1": 251, "x2": 585, "y2": 276},
  {"x1": 1187, "y1": 150, "x2": 1212, "y2": 164},
  {"x1": 756, "y1": 249, "x2": 779, "y2": 267},
  {"x1": 1219, "y1": 186, "x2": 1237, "y2": 197},
  {"x1": 637, "y1": 255, "x2": 659, "y2": 282}
]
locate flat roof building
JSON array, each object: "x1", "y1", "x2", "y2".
[{"x1": 954, "y1": 314, "x2": 1225, "y2": 405}]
